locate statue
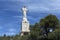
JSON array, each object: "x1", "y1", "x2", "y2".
[
  {"x1": 21, "y1": 6, "x2": 30, "y2": 36},
  {"x1": 22, "y1": 6, "x2": 28, "y2": 18}
]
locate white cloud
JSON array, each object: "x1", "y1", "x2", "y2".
[
  {"x1": 6, "y1": 32, "x2": 16, "y2": 36},
  {"x1": 5, "y1": 28, "x2": 17, "y2": 36},
  {"x1": 1, "y1": 0, "x2": 60, "y2": 13},
  {"x1": 19, "y1": 0, "x2": 60, "y2": 13},
  {"x1": 13, "y1": 15, "x2": 39, "y2": 21},
  {"x1": 28, "y1": 16, "x2": 40, "y2": 21},
  {"x1": 0, "y1": 32, "x2": 16, "y2": 36},
  {"x1": 9, "y1": 28, "x2": 16, "y2": 32},
  {"x1": 27, "y1": 5, "x2": 50, "y2": 12},
  {"x1": 20, "y1": 0, "x2": 32, "y2": 3},
  {"x1": 13, "y1": 16, "x2": 22, "y2": 19}
]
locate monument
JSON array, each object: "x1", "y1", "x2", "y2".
[{"x1": 21, "y1": 6, "x2": 30, "y2": 36}]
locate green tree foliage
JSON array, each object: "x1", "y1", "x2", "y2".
[
  {"x1": 0, "y1": 14, "x2": 60, "y2": 40},
  {"x1": 48, "y1": 29, "x2": 60, "y2": 40},
  {"x1": 40, "y1": 14, "x2": 59, "y2": 28},
  {"x1": 40, "y1": 14, "x2": 59, "y2": 34}
]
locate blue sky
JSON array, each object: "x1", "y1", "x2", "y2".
[{"x1": 0, "y1": 0, "x2": 60, "y2": 36}]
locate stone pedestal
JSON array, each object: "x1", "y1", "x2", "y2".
[{"x1": 21, "y1": 19, "x2": 30, "y2": 36}]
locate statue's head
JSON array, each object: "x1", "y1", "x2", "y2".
[{"x1": 24, "y1": 6, "x2": 26, "y2": 8}]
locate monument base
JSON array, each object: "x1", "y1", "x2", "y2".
[{"x1": 20, "y1": 32, "x2": 30, "y2": 36}]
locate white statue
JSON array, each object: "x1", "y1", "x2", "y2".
[
  {"x1": 22, "y1": 6, "x2": 28, "y2": 18},
  {"x1": 21, "y1": 6, "x2": 30, "y2": 36}
]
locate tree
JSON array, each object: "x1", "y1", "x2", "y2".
[
  {"x1": 39, "y1": 14, "x2": 59, "y2": 37},
  {"x1": 40, "y1": 19, "x2": 45, "y2": 27},
  {"x1": 4, "y1": 34, "x2": 6, "y2": 37},
  {"x1": 29, "y1": 23, "x2": 43, "y2": 40},
  {"x1": 40, "y1": 14, "x2": 59, "y2": 30},
  {"x1": 48, "y1": 28, "x2": 60, "y2": 40},
  {"x1": 0, "y1": 14, "x2": 59, "y2": 40},
  {"x1": 45, "y1": 14, "x2": 59, "y2": 28}
]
